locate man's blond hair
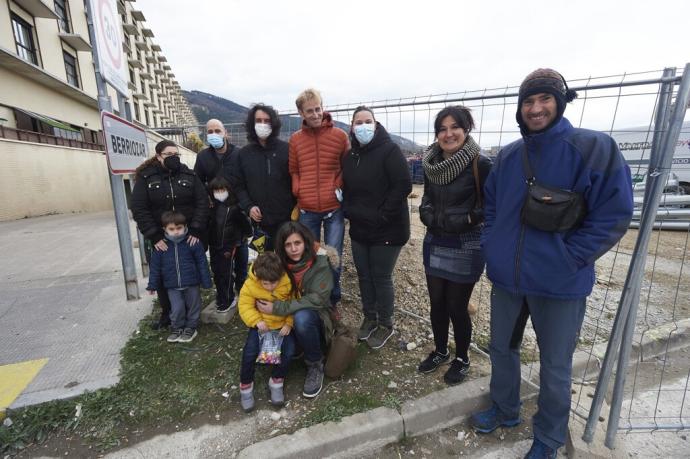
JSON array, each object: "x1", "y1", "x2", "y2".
[{"x1": 295, "y1": 88, "x2": 322, "y2": 111}]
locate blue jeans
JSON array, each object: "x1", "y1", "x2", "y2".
[
  {"x1": 292, "y1": 309, "x2": 324, "y2": 362},
  {"x1": 167, "y1": 285, "x2": 202, "y2": 330},
  {"x1": 239, "y1": 328, "x2": 296, "y2": 384},
  {"x1": 488, "y1": 285, "x2": 586, "y2": 450},
  {"x1": 299, "y1": 208, "x2": 344, "y2": 305}
]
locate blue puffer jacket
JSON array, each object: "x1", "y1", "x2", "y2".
[
  {"x1": 482, "y1": 117, "x2": 633, "y2": 299},
  {"x1": 147, "y1": 236, "x2": 212, "y2": 291}
]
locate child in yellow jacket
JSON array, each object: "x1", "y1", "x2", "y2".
[{"x1": 238, "y1": 252, "x2": 294, "y2": 412}]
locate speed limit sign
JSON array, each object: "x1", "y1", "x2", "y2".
[{"x1": 88, "y1": 0, "x2": 129, "y2": 96}]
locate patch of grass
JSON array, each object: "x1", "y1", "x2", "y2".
[
  {"x1": 300, "y1": 393, "x2": 381, "y2": 428},
  {"x1": 1, "y1": 294, "x2": 246, "y2": 455}
]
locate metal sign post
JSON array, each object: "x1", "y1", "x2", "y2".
[{"x1": 86, "y1": 0, "x2": 140, "y2": 300}]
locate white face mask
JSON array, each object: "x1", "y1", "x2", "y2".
[
  {"x1": 214, "y1": 191, "x2": 229, "y2": 202},
  {"x1": 255, "y1": 123, "x2": 272, "y2": 140}
]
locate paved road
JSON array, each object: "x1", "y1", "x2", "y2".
[{"x1": 0, "y1": 212, "x2": 151, "y2": 408}]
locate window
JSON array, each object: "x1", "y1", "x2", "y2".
[
  {"x1": 54, "y1": 0, "x2": 71, "y2": 33},
  {"x1": 133, "y1": 102, "x2": 140, "y2": 122},
  {"x1": 63, "y1": 51, "x2": 80, "y2": 87},
  {"x1": 11, "y1": 14, "x2": 38, "y2": 65}
]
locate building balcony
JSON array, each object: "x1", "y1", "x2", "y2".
[
  {"x1": 59, "y1": 33, "x2": 92, "y2": 52},
  {"x1": 130, "y1": 10, "x2": 146, "y2": 21},
  {"x1": 145, "y1": 54, "x2": 157, "y2": 64},
  {"x1": 142, "y1": 28, "x2": 154, "y2": 38},
  {"x1": 132, "y1": 92, "x2": 147, "y2": 101},
  {"x1": 157, "y1": 55, "x2": 167, "y2": 63},
  {"x1": 0, "y1": 125, "x2": 103, "y2": 151},
  {"x1": 151, "y1": 44, "x2": 161, "y2": 52},
  {"x1": 0, "y1": 46, "x2": 96, "y2": 108},
  {"x1": 12, "y1": 0, "x2": 58, "y2": 19},
  {"x1": 154, "y1": 68, "x2": 165, "y2": 75},
  {"x1": 128, "y1": 81, "x2": 137, "y2": 91},
  {"x1": 150, "y1": 82, "x2": 160, "y2": 90},
  {"x1": 139, "y1": 70, "x2": 152, "y2": 80},
  {"x1": 135, "y1": 40, "x2": 148, "y2": 51},
  {"x1": 127, "y1": 57, "x2": 142, "y2": 68},
  {"x1": 122, "y1": 22, "x2": 138, "y2": 35}
]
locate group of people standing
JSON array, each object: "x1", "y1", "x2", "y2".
[{"x1": 131, "y1": 68, "x2": 635, "y2": 459}]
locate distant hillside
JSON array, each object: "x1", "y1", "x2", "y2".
[
  {"x1": 183, "y1": 90, "x2": 249, "y2": 125},
  {"x1": 182, "y1": 90, "x2": 423, "y2": 155}
]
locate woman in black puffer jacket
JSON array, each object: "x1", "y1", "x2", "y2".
[
  {"x1": 342, "y1": 106, "x2": 412, "y2": 350},
  {"x1": 131, "y1": 139, "x2": 209, "y2": 328},
  {"x1": 418, "y1": 106, "x2": 492, "y2": 385}
]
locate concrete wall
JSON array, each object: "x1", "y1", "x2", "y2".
[{"x1": 0, "y1": 137, "x2": 197, "y2": 221}]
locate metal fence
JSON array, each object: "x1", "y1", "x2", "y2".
[{"x1": 179, "y1": 66, "x2": 690, "y2": 446}]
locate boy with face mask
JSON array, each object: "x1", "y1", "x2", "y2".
[
  {"x1": 208, "y1": 177, "x2": 253, "y2": 313},
  {"x1": 146, "y1": 211, "x2": 213, "y2": 343}
]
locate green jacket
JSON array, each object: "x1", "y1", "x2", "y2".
[{"x1": 272, "y1": 248, "x2": 336, "y2": 344}]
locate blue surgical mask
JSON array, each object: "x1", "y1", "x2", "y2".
[
  {"x1": 353, "y1": 123, "x2": 375, "y2": 145},
  {"x1": 207, "y1": 133, "x2": 225, "y2": 149}
]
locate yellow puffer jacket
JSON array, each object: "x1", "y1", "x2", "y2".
[{"x1": 238, "y1": 268, "x2": 293, "y2": 330}]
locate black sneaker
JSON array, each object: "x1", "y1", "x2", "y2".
[
  {"x1": 151, "y1": 317, "x2": 171, "y2": 330},
  {"x1": 217, "y1": 298, "x2": 237, "y2": 313},
  {"x1": 443, "y1": 358, "x2": 470, "y2": 385},
  {"x1": 418, "y1": 350, "x2": 450, "y2": 373},
  {"x1": 357, "y1": 318, "x2": 378, "y2": 341}
]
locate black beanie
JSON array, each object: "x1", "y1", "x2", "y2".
[{"x1": 516, "y1": 68, "x2": 578, "y2": 133}]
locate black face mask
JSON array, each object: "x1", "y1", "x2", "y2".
[{"x1": 163, "y1": 155, "x2": 181, "y2": 172}]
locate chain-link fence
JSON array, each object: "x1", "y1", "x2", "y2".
[{"x1": 173, "y1": 66, "x2": 690, "y2": 446}]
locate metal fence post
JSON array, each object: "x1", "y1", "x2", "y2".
[
  {"x1": 602, "y1": 64, "x2": 690, "y2": 448},
  {"x1": 583, "y1": 64, "x2": 690, "y2": 444}
]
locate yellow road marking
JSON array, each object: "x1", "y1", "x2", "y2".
[{"x1": 0, "y1": 358, "x2": 49, "y2": 417}]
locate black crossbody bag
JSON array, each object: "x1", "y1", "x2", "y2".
[{"x1": 520, "y1": 145, "x2": 586, "y2": 232}]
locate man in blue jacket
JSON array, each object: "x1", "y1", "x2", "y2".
[{"x1": 470, "y1": 69, "x2": 634, "y2": 458}]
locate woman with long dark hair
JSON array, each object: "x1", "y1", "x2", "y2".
[
  {"x1": 255, "y1": 221, "x2": 336, "y2": 398},
  {"x1": 418, "y1": 106, "x2": 492, "y2": 385},
  {"x1": 131, "y1": 140, "x2": 208, "y2": 328}
]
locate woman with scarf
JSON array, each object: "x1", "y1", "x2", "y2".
[
  {"x1": 132, "y1": 140, "x2": 209, "y2": 329},
  {"x1": 255, "y1": 221, "x2": 336, "y2": 399},
  {"x1": 417, "y1": 106, "x2": 492, "y2": 385},
  {"x1": 342, "y1": 106, "x2": 412, "y2": 350}
]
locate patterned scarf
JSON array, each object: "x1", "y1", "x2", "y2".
[{"x1": 422, "y1": 135, "x2": 480, "y2": 185}]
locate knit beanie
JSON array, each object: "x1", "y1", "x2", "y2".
[{"x1": 516, "y1": 68, "x2": 578, "y2": 133}]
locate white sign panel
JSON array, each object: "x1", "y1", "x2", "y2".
[
  {"x1": 89, "y1": 0, "x2": 129, "y2": 95},
  {"x1": 102, "y1": 111, "x2": 148, "y2": 174}
]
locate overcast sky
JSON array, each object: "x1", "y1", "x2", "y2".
[{"x1": 135, "y1": 0, "x2": 689, "y2": 114}]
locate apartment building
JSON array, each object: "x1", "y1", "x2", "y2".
[{"x1": 0, "y1": 0, "x2": 198, "y2": 220}]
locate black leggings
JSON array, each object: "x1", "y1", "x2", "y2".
[{"x1": 426, "y1": 275, "x2": 475, "y2": 361}]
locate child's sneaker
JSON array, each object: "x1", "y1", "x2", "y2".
[
  {"x1": 216, "y1": 297, "x2": 237, "y2": 313},
  {"x1": 269, "y1": 377, "x2": 285, "y2": 407},
  {"x1": 178, "y1": 328, "x2": 197, "y2": 343},
  {"x1": 167, "y1": 328, "x2": 183, "y2": 343},
  {"x1": 240, "y1": 383, "x2": 255, "y2": 412}
]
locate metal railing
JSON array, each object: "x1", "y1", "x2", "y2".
[
  {"x1": 0, "y1": 125, "x2": 104, "y2": 151},
  {"x1": 177, "y1": 66, "x2": 690, "y2": 445}
]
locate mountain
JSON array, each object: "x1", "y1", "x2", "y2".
[
  {"x1": 183, "y1": 90, "x2": 249, "y2": 124},
  {"x1": 182, "y1": 90, "x2": 423, "y2": 155}
]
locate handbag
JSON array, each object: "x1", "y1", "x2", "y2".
[
  {"x1": 256, "y1": 330, "x2": 283, "y2": 365},
  {"x1": 324, "y1": 323, "x2": 358, "y2": 379},
  {"x1": 520, "y1": 145, "x2": 586, "y2": 232}
]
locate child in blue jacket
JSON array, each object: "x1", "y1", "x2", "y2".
[{"x1": 147, "y1": 211, "x2": 212, "y2": 343}]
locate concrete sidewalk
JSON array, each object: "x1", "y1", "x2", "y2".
[{"x1": 0, "y1": 212, "x2": 151, "y2": 408}]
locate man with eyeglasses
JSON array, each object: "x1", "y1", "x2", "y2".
[{"x1": 288, "y1": 88, "x2": 349, "y2": 312}]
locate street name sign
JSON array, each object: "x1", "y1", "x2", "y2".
[{"x1": 102, "y1": 111, "x2": 148, "y2": 174}]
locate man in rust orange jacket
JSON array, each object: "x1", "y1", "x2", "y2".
[{"x1": 288, "y1": 88, "x2": 349, "y2": 308}]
